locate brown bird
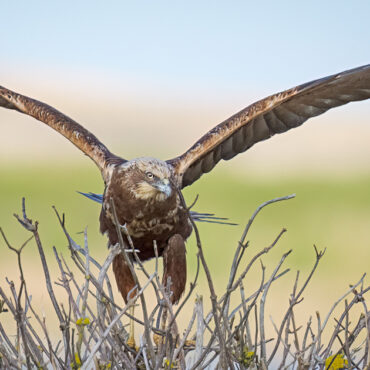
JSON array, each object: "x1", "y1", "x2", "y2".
[{"x1": 1, "y1": 64, "x2": 370, "y2": 343}]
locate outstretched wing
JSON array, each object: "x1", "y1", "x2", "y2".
[
  {"x1": 0, "y1": 86, "x2": 125, "y2": 181},
  {"x1": 167, "y1": 64, "x2": 370, "y2": 188}
]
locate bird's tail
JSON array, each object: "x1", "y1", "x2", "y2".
[
  {"x1": 77, "y1": 191, "x2": 103, "y2": 203},
  {"x1": 189, "y1": 211, "x2": 237, "y2": 225},
  {"x1": 78, "y1": 192, "x2": 237, "y2": 226}
]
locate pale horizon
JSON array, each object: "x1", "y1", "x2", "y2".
[{"x1": 2, "y1": 1, "x2": 370, "y2": 174}]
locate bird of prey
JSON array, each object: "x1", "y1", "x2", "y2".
[{"x1": 1, "y1": 64, "x2": 370, "y2": 332}]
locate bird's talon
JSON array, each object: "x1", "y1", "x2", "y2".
[
  {"x1": 153, "y1": 333, "x2": 164, "y2": 346},
  {"x1": 184, "y1": 339, "x2": 196, "y2": 347},
  {"x1": 127, "y1": 336, "x2": 136, "y2": 350}
]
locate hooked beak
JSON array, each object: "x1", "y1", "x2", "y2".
[{"x1": 154, "y1": 178, "x2": 172, "y2": 197}]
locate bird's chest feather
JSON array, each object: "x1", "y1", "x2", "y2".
[
  {"x1": 100, "y1": 187, "x2": 192, "y2": 257},
  {"x1": 125, "y1": 204, "x2": 180, "y2": 238}
]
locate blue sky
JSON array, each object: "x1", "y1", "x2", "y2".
[
  {"x1": 1, "y1": 1, "x2": 369, "y2": 166},
  {"x1": 2, "y1": 1, "x2": 369, "y2": 93}
]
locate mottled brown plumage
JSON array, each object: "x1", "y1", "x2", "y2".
[
  {"x1": 168, "y1": 65, "x2": 370, "y2": 188},
  {"x1": 1, "y1": 64, "x2": 370, "y2": 304},
  {"x1": 99, "y1": 158, "x2": 192, "y2": 303}
]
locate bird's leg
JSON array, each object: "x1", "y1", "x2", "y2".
[
  {"x1": 127, "y1": 305, "x2": 136, "y2": 349},
  {"x1": 112, "y1": 253, "x2": 137, "y2": 349},
  {"x1": 153, "y1": 234, "x2": 187, "y2": 346},
  {"x1": 162, "y1": 234, "x2": 186, "y2": 305},
  {"x1": 153, "y1": 303, "x2": 168, "y2": 347},
  {"x1": 162, "y1": 234, "x2": 195, "y2": 347}
]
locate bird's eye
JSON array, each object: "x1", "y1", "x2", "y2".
[{"x1": 146, "y1": 172, "x2": 154, "y2": 179}]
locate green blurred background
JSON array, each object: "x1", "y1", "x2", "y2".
[
  {"x1": 1, "y1": 163, "x2": 370, "y2": 339},
  {"x1": 1, "y1": 0, "x2": 370, "y2": 342}
]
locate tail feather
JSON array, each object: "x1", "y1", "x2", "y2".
[
  {"x1": 189, "y1": 211, "x2": 237, "y2": 225},
  {"x1": 77, "y1": 191, "x2": 103, "y2": 204}
]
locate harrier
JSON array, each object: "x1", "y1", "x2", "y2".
[{"x1": 1, "y1": 64, "x2": 370, "y2": 344}]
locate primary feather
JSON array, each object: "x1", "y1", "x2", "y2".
[{"x1": 167, "y1": 64, "x2": 370, "y2": 188}]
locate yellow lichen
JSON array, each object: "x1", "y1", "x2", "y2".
[
  {"x1": 82, "y1": 317, "x2": 90, "y2": 325},
  {"x1": 76, "y1": 317, "x2": 90, "y2": 326},
  {"x1": 163, "y1": 358, "x2": 175, "y2": 369},
  {"x1": 239, "y1": 347, "x2": 255, "y2": 367},
  {"x1": 325, "y1": 353, "x2": 348, "y2": 369}
]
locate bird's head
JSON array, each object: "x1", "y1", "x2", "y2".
[{"x1": 121, "y1": 157, "x2": 175, "y2": 202}]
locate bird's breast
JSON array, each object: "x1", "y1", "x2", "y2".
[
  {"x1": 125, "y1": 202, "x2": 182, "y2": 237},
  {"x1": 100, "y1": 185, "x2": 192, "y2": 261},
  {"x1": 126, "y1": 216, "x2": 178, "y2": 238}
]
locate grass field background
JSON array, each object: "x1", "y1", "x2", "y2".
[
  {"x1": 1, "y1": 163, "x2": 369, "y2": 342},
  {"x1": 2, "y1": 164, "x2": 370, "y2": 271}
]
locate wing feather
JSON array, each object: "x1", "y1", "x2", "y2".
[
  {"x1": 0, "y1": 86, "x2": 125, "y2": 181},
  {"x1": 167, "y1": 64, "x2": 370, "y2": 188}
]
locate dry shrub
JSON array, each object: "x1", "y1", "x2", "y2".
[{"x1": 0, "y1": 196, "x2": 369, "y2": 369}]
